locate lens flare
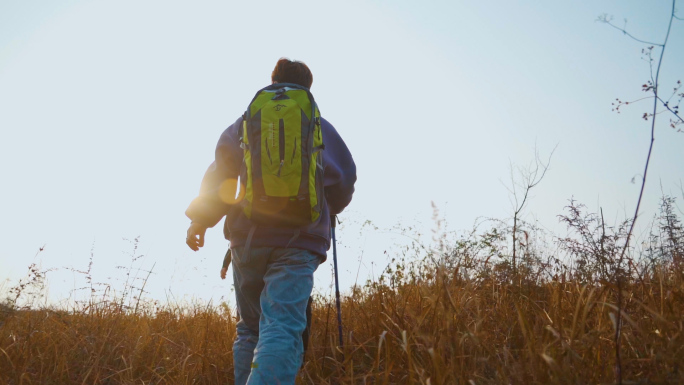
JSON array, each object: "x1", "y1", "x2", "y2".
[{"x1": 219, "y1": 178, "x2": 244, "y2": 204}]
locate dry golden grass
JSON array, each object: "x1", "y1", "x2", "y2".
[
  {"x1": 1, "y1": 264, "x2": 682, "y2": 384},
  {"x1": 0, "y1": 302, "x2": 236, "y2": 384},
  {"x1": 304, "y1": 268, "x2": 683, "y2": 384},
  {"x1": 2, "y1": 199, "x2": 683, "y2": 384}
]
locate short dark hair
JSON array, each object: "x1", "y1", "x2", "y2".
[{"x1": 271, "y1": 58, "x2": 313, "y2": 89}]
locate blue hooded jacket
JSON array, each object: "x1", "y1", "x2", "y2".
[{"x1": 186, "y1": 113, "x2": 356, "y2": 260}]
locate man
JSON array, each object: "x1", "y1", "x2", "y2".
[{"x1": 185, "y1": 58, "x2": 356, "y2": 385}]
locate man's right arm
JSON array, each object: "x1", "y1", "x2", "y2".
[{"x1": 185, "y1": 118, "x2": 243, "y2": 228}]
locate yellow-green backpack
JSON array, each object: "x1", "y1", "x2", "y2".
[{"x1": 239, "y1": 83, "x2": 324, "y2": 227}]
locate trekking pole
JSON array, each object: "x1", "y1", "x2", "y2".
[{"x1": 331, "y1": 215, "x2": 344, "y2": 353}]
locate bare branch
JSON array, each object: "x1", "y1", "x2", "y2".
[
  {"x1": 601, "y1": 3, "x2": 678, "y2": 384},
  {"x1": 596, "y1": 14, "x2": 664, "y2": 46},
  {"x1": 506, "y1": 145, "x2": 557, "y2": 273},
  {"x1": 665, "y1": 79, "x2": 682, "y2": 103},
  {"x1": 618, "y1": 2, "x2": 677, "y2": 268},
  {"x1": 613, "y1": 3, "x2": 676, "y2": 383},
  {"x1": 655, "y1": 97, "x2": 684, "y2": 123},
  {"x1": 513, "y1": 146, "x2": 556, "y2": 216},
  {"x1": 640, "y1": 46, "x2": 657, "y2": 85}
]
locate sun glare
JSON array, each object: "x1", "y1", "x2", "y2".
[{"x1": 219, "y1": 178, "x2": 244, "y2": 204}]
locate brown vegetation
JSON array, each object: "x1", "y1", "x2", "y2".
[{"x1": 1, "y1": 198, "x2": 683, "y2": 384}]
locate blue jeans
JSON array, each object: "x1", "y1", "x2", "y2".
[{"x1": 231, "y1": 246, "x2": 320, "y2": 385}]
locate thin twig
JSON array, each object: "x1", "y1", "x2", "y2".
[
  {"x1": 597, "y1": 15, "x2": 664, "y2": 46},
  {"x1": 656, "y1": 96, "x2": 684, "y2": 123}
]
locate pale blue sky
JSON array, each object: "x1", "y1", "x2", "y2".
[{"x1": 1, "y1": 0, "x2": 682, "y2": 305}]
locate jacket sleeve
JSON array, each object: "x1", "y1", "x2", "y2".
[
  {"x1": 322, "y1": 118, "x2": 357, "y2": 215},
  {"x1": 185, "y1": 118, "x2": 243, "y2": 228}
]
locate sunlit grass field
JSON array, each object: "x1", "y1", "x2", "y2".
[{"x1": 2, "y1": 199, "x2": 683, "y2": 384}]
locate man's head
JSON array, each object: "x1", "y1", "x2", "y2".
[{"x1": 271, "y1": 58, "x2": 313, "y2": 89}]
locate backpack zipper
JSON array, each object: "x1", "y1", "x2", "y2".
[{"x1": 277, "y1": 118, "x2": 285, "y2": 176}]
